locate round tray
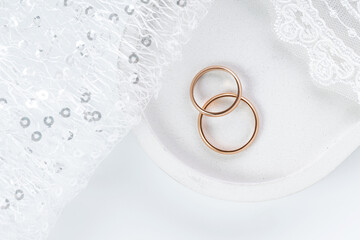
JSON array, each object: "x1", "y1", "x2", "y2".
[{"x1": 134, "y1": 0, "x2": 360, "y2": 201}]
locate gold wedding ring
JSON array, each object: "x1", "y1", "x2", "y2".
[
  {"x1": 190, "y1": 66, "x2": 242, "y2": 117},
  {"x1": 190, "y1": 66, "x2": 259, "y2": 154}
]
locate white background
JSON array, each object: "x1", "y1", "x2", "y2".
[
  {"x1": 50, "y1": 0, "x2": 360, "y2": 239},
  {"x1": 50, "y1": 133, "x2": 360, "y2": 240}
]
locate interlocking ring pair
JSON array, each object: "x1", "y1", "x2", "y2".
[{"x1": 190, "y1": 66, "x2": 259, "y2": 155}]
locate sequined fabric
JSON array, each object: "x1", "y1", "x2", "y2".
[{"x1": 0, "y1": 0, "x2": 211, "y2": 239}]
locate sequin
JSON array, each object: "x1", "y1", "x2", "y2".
[
  {"x1": 44, "y1": 116, "x2": 54, "y2": 127},
  {"x1": 25, "y1": 147, "x2": 33, "y2": 154},
  {"x1": 84, "y1": 111, "x2": 102, "y2": 122},
  {"x1": 59, "y1": 108, "x2": 71, "y2": 118},
  {"x1": 20, "y1": 117, "x2": 31, "y2": 128},
  {"x1": 80, "y1": 92, "x2": 91, "y2": 103},
  {"x1": 109, "y1": 13, "x2": 119, "y2": 23},
  {"x1": 1, "y1": 199, "x2": 10, "y2": 210},
  {"x1": 0, "y1": 98, "x2": 7, "y2": 109},
  {"x1": 63, "y1": 0, "x2": 71, "y2": 6},
  {"x1": 61, "y1": 130, "x2": 74, "y2": 141},
  {"x1": 141, "y1": 36, "x2": 152, "y2": 47},
  {"x1": 76, "y1": 41, "x2": 85, "y2": 51},
  {"x1": 80, "y1": 50, "x2": 89, "y2": 57},
  {"x1": 31, "y1": 131, "x2": 42, "y2": 142},
  {"x1": 54, "y1": 162, "x2": 64, "y2": 173},
  {"x1": 177, "y1": 0, "x2": 187, "y2": 7},
  {"x1": 85, "y1": 6, "x2": 94, "y2": 16},
  {"x1": 125, "y1": 5, "x2": 135, "y2": 15},
  {"x1": 87, "y1": 31, "x2": 96, "y2": 41},
  {"x1": 130, "y1": 72, "x2": 139, "y2": 84},
  {"x1": 35, "y1": 49, "x2": 44, "y2": 58},
  {"x1": 14, "y1": 190, "x2": 24, "y2": 201},
  {"x1": 67, "y1": 131, "x2": 74, "y2": 140},
  {"x1": 66, "y1": 55, "x2": 75, "y2": 66},
  {"x1": 33, "y1": 16, "x2": 41, "y2": 27},
  {"x1": 84, "y1": 112, "x2": 92, "y2": 122},
  {"x1": 92, "y1": 111, "x2": 101, "y2": 121},
  {"x1": 129, "y1": 53, "x2": 139, "y2": 64}
]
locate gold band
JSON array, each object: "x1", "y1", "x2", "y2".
[
  {"x1": 198, "y1": 93, "x2": 259, "y2": 155},
  {"x1": 190, "y1": 65, "x2": 242, "y2": 117}
]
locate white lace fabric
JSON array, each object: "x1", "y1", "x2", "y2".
[
  {"x1": 0, "y1": 0, "x2": 211, "y2": 239},
  {"x1": 273, "y1": 0, "x2": 360, "y2": 103}
]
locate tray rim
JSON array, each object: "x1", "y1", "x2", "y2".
[{"x1": 134, "y1": 118, "x2": 360, "y2": 202}]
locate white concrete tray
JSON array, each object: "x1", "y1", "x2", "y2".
[{"x1": 134, "y1": 0, "x2": 360, "y2": 201}]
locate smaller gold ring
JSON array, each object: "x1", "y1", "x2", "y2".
[
  {"x1": 198, "y1": 93, "x2": 259, "y2": 155},
  {"x1": 190, "y1": 66, "x2": 242, "y2": 117}
]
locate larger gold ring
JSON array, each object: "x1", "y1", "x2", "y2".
[
  {"x1": 198, "y1": 93, "x2": 259, "y2": 155},
  {"x1": 190, "y1": 66, "x2": 242, "y2": 117}
]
